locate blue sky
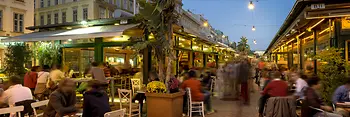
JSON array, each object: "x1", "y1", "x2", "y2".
[{"x1": 183, "y1": 0, "x2": 295, "y2": 50}]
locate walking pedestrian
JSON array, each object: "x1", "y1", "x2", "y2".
[{"x1": 238, "y1": 59, "x2": 251, "y2": 105}]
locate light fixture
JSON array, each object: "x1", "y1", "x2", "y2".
[
  {"x1": 248, "y1": 1, "x2": 255, "y2": 10},
  {"x1": 252, "y1": 26, "x2": 256, "y2": 31},
  {"x1": 222, "y1": 35, "x2": 225, "y2": 38},
  {"x1": 66, "y1": 27, "x2": 72, "y2": 30},
  {"x1": 68, "y1": 39, "x2": 72, "y2": 41},
  {"x1": 203, "y1": 21, "x2": 209, "y2": 27},
  {"x1": 253, "y1": 40, "x2": 257, "y2": 44},
  {"x1": 114, "y1": 23, "x2": 120, "y2": 26}
]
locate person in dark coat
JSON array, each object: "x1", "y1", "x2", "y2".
[
  {"x1": 82, "y1": 80, "x2": 111, "y2": 117},
  {"x1": 238, "y1": 59, "x2": 251, "y2": 104},
  {"x1": 44, "y1": 78, "x2": 77, "y2": 117}
]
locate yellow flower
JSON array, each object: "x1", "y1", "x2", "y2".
[{"x1": 146, "y1": 81, "x2": 167, "y2": 93}]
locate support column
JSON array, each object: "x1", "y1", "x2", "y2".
[
  {"x1": 313, "y1": 29, "x2": 318, "y2": 74},
  {"x1": 142, "y1": 31, "x2": 151, "y2": 84},
  {"x1": 297, "y1": 36, "x2": 304, "y2": 70},
  {"x1": 215, "y1": 54, "x2": 219, "y2": 68},
  {"x1": 94, "y1": 37, "x2": 103, "y2": 63},
  {"x1": 334, "y1": 18, "x2": 341, "y2": 48}
]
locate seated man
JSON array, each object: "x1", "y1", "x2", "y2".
[
  {"x1": 0, "y1": 76, "x2": 33, "y2": 107},
  {"x1": 83, "y1": 80, "x2": 111, "y2": 117},
  {"x1": 332, "y1": 77, "x2": 350, "y2": 117},
  {"x1": 181, "y1": 70, "x2": 215, "y2": 115},
  {"x1": 259, "y1": 71, "x2": 288, "y2": 117},
  {"x1": 44, "y1": 78, "x2": 77, "y2": 117},
  {"x1": 289, "y1": 72, "x2": 308, "y2": 99},
  {"x1": 302, "y1": 76, "x2": 342, "y2": 117}
]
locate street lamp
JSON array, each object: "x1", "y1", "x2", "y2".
[
  {"x1": 253, "y1": 39, "x2": 257, "y2": 44},
  {"x1": 252, "y1": 26, "x2": 256, "y2": 31},
  {"x1": 248, "y1": 1, "x2": 254, "y2": 10}
]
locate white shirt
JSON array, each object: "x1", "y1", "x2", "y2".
[
  {"x1": 0, "y1": 84, "x2": 33, "y2": 107},
  {"x1": 37, "y1": 71, "x2": 50, "y2": 83},
  {"x1": 295, "y1": 78, "x2": 308, "y2": 95}
]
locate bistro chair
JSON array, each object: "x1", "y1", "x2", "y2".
[
  {"x1": 130, "y1": 79, "x2": 141, "y2": 96},
  {"x1": 0, "y1": 106, "x2": 24, "y2": 117},
  {"x1": 104, "y1": 109, "x2": 126, "y2": 117},
  {"x1": 186, "y1": 88, "x2": 205, "y2": 117},
  {"x1": 118, "y1": 89, "x2": 141, "y2": 117},
  {"x1": 31, "y1": 100, "x2": 49, "y2": 117}
]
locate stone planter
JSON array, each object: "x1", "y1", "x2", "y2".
[{"x1": 146, "y1": 91, "x2": 185, "y2": 117}]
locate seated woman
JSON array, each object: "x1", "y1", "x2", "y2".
[
  {"x1": 44, "y1": 78, "x2": 77, "y2": 117},
  {"x1": 259, "y1": 71, "x2": 289, "y2": 117},
  {"x1": 301, "y1": 76, "x2": 342, "y2": 117},
  {"x1": 83, "y1": 80, "x2": 111, "y2": 117}
]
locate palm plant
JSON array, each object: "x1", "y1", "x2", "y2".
[
  {"x1": 237, "y1": 36, "x2": 251, "y2": 55},
  {"x1": 131, "y1": 0, "x2": 179, "y2": 83}
]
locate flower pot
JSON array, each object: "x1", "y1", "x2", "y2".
[{"x1": 146, "y1": 91, "x2": 185, "y2": 117}]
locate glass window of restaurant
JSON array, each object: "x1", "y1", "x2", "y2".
[
  {"x1": 178, "y1": 37, "x2": 191, "y2": 49},
  {"x1": 63, "y1": 48, "x2": 94, "y2": 77}
]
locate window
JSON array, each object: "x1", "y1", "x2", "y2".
[
  {"x1": 129, "y1": 0, "x2": 133, "y2": 11},
  {"x1": 40, "y1": 0, "x2": 44, "y2": 8},
  {"x1": 123, "y1": 0, "x2": 128, "y2": 9},
  {"x1": 55, "y1": 0, "x2": 58, "y2": 5},
  {"x1": 47, "y1": 14, "x2": 51, "y2": 24},
  {"x1": 47, "y1": 0, "x2": 51, "y2": 7},
  {"x1": 73, "y1": 9, "x2": 78, "y2": 22},
  {"x1": 109, "y1": 10, "x2": 113, "y2": 18},
  {"x1": 54, "y1": 13, "x2": 59, "y2": 24},
  {"x1": 40, "y1": 15, "x2": 44, "y2": 26},
  {"x1": 0, "y1": 11, "x2": 2, "y2": 30},
  {"x1": 13, "y1": 13, "x2": 24, "y2": 32},
  {"x1": 83, "y1": 8, "x2": 88, "y2": 20},
  {"x1": 99, "y1": 7, "x2": 105, "y2": 19},
  {"x1": 116, "y1": 0, "x2": 121, "y2": 8},
  {"x1": 62, "y1": 11, "x2": 66, "y2": 23}
]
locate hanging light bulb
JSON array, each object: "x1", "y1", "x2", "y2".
[
  {"x1": 252, "y1": 26, "x2": 256, "y2": 31},
  {"x1": 248, "y1": 1, "x2": 255, "y2": 10},
  {"x1": 253, "y1": 39, "x2": 257, "y2": 44}
]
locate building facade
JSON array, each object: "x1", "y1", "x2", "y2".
[
  {"x1": 0, "y1": 0, "x2": 34, "y2": 37},
  {"x1": 34, "y1": 0, "x2": 137, "y2": 26},
  {"x1": 265, "y1": 0, "x2": 350, "y2": 72}
]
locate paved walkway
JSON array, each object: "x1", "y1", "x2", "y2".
[{"x1": 206, "y1": 91, "x2": 260, "y2": 117}]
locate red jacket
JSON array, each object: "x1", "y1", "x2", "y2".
[
  {"x1": 24, "y1": 71, "x2": 38, "y2": 89},
  {"x1": 181, "y1": 78, "x2": 204, "y2": 101},
  {"x1": 262, "y1": 79, "x2": 288, "y2": 97}
]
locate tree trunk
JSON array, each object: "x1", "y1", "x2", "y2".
[{"x1": 166, "y1": 21, "x2": 174, "y2": 87}]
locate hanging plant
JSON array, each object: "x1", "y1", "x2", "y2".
[{"x1": 5, "y1": 43, "x2": 32, "y2": 77}]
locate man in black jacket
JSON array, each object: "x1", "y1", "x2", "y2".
[{"x1": 83, "y1": 80, "x2": 111, "y2": 117}]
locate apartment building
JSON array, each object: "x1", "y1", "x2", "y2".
[
  {"x1": 0, "y1": 0, "x2": 34, "y2": 37},
  {"x1": 34, "y1": 0, "x2": 138, "y2": 26}
]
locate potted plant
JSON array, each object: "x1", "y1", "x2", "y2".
[{"x1": 145, "y1": 81, "x2": 184, "y2": 117}]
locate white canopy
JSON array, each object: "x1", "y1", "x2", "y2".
[{"x1": 2, "y1": 24, "x2": 139, "y2": 42}]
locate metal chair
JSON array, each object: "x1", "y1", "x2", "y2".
[
  {"x1": 31, "y1": 100, "x2": 49, "y2": 117},
  {"x1": 186, "y1": 88, "x2": 205, "y2": 117},
  {"x1": 0, "y1": 106, "x2": 24, "y2": 117},
  {"x1": 118, "y1": 89, "x2": 141, "y2": 117},
  {"x1": 104, "y1": 109, "x2": 126, "y2": 117}
]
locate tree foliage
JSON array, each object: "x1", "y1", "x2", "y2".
[
  {"x1": 32, "y1": 42, "x2": 61, "y2": 67},
  {"x1": 314, "y1": 47, "x2": 349, "y2": 104},
  {"x1": 131, "y1": 0, "x2": 179, "y2": 82},
  {"x1": 5, "y1": 43, "x2": 32, "y2": 77},
  {"x1": 237, "y1": 36, "x2": 250, "y2": 54}
]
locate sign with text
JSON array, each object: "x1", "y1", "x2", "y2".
[{"x1": 311, "y1": 4, "x2": 325, "y2": 10}]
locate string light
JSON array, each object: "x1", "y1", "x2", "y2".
[
  {"x1": 252, "y1": 26, "x2": 256, "y2": 31},
  {"x1": 248, "y1": 1, "x2": 254, "y2": 10},
  {"x1": 253, "y1": 40, "x2": 257, "y2": 44}
]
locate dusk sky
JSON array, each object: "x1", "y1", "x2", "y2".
[{"x1": 183, "y1": 0, "x2": 296, "y2": 50}]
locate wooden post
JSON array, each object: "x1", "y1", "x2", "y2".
[
  {"x1": 94, "y1": 37, "x2": 103, "y2": 63},
  {"x1": 313, "y1": 29, "x2": 318, "y2": 74}
]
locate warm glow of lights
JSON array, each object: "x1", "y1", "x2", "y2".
[
  {"x1": 81, "y1": 21, "x2": 88, "y2": 25},
  {"x1": 114, "y1": 23, "x2": 120, "y2": 26},
  {"x1": 203, "y1": 22, "x2": 209, "y2": 27},
  {"x1": 68, "y1": 39, "x2": 72, "y2": 41},
  {"x1": 297, "y1": 32, "x2": 305, "y2": 37},
  {"x1": 252, "y1": 26, "x2": 256, "y2": 31},
  {"x1": 319, "y1": 27, "x2": 332, "y2": 35},
  {"x1": 111, "y1": 35, "x2": 129, "y2": 41},
  {"x1": 286, "y1": 38, "x2": 295, "y2": 44},
  {"x1": 66, "y1": 27, "x2": 72, "y2": 30},
  {"x1": 248, "y1": 1, "x2": 254, "y2": 10},
  {"x1": 307, "y1": 19, "x2": 325, "y2": 31}
]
